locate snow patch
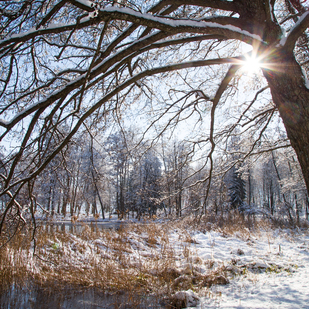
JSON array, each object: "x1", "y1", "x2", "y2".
[{"x1": 75, "y1": 0, "x2": 94, "y2": 7}]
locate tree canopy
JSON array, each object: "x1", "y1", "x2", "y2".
[{"x1": 0, "y1": 0, "x2": 309, "y2": 233}]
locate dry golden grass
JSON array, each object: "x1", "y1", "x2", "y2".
[
  {"x1": 0, "y1": 222, "x2": 194, "y2": 304},
  {"x1": 2, "y1": 214, "x2": 276, "y2": 307},
  {"x1": 0, "y1": 228, "x2": 34, "y2": 292}
]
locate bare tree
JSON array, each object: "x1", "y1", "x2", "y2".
[{"x1": 1, "y1": 0, "x2": 309, "y2": 235}]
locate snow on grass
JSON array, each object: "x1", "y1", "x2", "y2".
[
  {"x1": 1, "y1": 217, "x2": 309, "y2": 308},
  {"x1": 188, "y1": 226, "x2": 309, "y2": 308}
]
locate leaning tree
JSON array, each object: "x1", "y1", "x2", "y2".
[{"x1": 0, "y1": 0, "x2": 309, "y2": 235}]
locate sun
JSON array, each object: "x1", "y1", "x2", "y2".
[{"x1": 241, "y1": 54, "x2": 262, "y2": 75}]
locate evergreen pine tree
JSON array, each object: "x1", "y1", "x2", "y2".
[{"x1": 229, "y1": 169, "x2": 246, "y2": 212}]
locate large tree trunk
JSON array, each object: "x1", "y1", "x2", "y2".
[{"x1": 263, "y1": 50, "x2": 309, "y2": 194}]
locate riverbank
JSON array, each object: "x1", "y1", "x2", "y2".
[{"x1": 1, "y1": 216, "x2": 308, "y2": 308}]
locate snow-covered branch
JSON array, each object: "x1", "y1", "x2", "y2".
[{"x1": 280, "y1": 10, "x2": 309, "y2": 51}]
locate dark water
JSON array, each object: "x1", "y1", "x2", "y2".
[{"x1": 0, "y1": 282, "x2": 164, "y2": 309}]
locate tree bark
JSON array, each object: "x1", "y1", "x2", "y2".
[{"x1": 263, "y1": 50, "x2": 309, "y2": 194}]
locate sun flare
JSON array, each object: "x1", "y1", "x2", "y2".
[{"x1": 242, "y1": 54, "x2": 262, "y2": 75}]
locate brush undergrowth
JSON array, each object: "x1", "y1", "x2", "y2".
[
  {"x1": 1, "y1": 214, "x2": 306, "y2": 308},
  {"x1": 0, "y1": 221, "x2": 203, "y2": 307}
]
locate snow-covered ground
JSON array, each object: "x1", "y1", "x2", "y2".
[
  {"x1": 26, "y1": 217, "x2": 309, "y2": 308},
  {"x1": 185, "y1": 226, "x2": 309, "y2": 308}
]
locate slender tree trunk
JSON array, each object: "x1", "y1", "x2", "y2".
[
  {"x1": 92, "y1": 191, "x2": 98, "y2": 216},
  {"x1": 248, "y1": 169, "x2": 252, "y2": 206},
  {"x1": 306, "y1": 193, "x2": 309, "y2": 220},
  {"x1": 51, "y1": 191, "x2": 55, "y2": 217},
  {"x1": 270, "y1": 180, "x2": 274, "y2": 215},
  {"x1": 46, "y1": 185, "x2": 52, "y2": 212},
  {"x1": 95, "y1": 182, "x2": 105, "y2": 219},
  {"x1": 263, "y1": 51, "x2": 309, "y2": 195},
  {"x1": 71, "y1": 169, "x2": 80, "y2": 216}
]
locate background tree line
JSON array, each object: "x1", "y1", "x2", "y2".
[{"x1": 2, "y1": 126, "x2": 307, "y2": 225}]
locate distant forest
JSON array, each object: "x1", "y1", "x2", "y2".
[{"x1": 2, "y1": 129, "x2": 306, "y2": 224}]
